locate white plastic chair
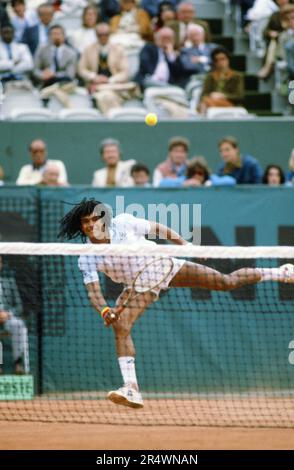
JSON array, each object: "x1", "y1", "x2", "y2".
[
  {"x1": 7, "y1": 108, "x2": 55, "y2": 121},
  {"x1": 107, "y1": 107, "x2": 148, "y2": 120},
  {"x1": 58, "y1": 109, "x2": 103, "y2": 120},
  {"x1": 206, "y1": 107, "x2": 255, "y2": 119},
  {"x1": 2, "y1": 89, "x2": 43, "y2": 118}
]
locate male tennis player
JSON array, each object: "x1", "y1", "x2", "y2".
[{"x1": 59, "y1": 198, "x2": 294, "y2": 409}]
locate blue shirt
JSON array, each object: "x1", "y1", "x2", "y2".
[{"x1": 217, "y1": 154, "x2": 263, "y2": 184}]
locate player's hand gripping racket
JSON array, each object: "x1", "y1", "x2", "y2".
[{"x1": 106, "y1": 257, "x2": 174, "y2": 325}]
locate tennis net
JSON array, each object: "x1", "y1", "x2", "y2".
[{"x1": 0, "y1": 243, "x2": 293, "y2": 427}]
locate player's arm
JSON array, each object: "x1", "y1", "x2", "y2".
[
  {"x1": 149, "y1": 221, "x2": 188, "y2": 245},
  {"x1": 85, "y1": 281, "x2": 118, "y2": 327}
]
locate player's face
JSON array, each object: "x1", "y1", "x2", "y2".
[{"x1": 81, "y1": 213, "x2": 108, "y2": 242}]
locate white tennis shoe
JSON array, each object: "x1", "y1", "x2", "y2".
[
  {"x1": 279, "y1": 264, "x2": 294, "y2": 283},
  {"x1": 107, "y1": 385, "x2": 144, "y2": 409}
]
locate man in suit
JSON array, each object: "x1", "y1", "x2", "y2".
[
  {"x1": 166, "y1": 1, "x2": 211, "y2": 49},
  {"x1": 180, "y1": 24, "x2": 216, "y2": 78},
  {"x1": 78, "y1": 22, "x2": 138, "y2": 115},
  {"x1": 92, "y1": 138, "x2": 136, "y2": 187},
  {"x1": 33, "y1": 24, "x2": 78, "y2": 107},
  {"x1": 0, "y1": 24, "x2": 33, "y2": 91},
  {"x1": 21, "y1": 2, "x2": 54, "y2": 56},
  {"x1": 135, "y1": 26, "x2": 183, "y2": 90}
]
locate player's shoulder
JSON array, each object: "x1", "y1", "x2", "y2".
[{"x1": 113, "y1": 213, "x2": 138, "y2": 225}]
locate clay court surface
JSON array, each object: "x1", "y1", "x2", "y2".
[{"x1": 1, "y1": 398, "x2": 294, "y2": 450}]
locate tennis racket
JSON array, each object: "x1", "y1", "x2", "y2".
[{"x1": 111, "y1": 257, "x2": 174, "y2": 319}]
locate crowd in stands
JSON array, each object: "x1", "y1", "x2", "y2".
[
  {"x1": 0, "y1": 135, "x2": 292, "y2": 187},
  {"x1": 0, "y1": 0, "x2": 293, "y2": 118}
]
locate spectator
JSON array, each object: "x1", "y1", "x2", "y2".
[
  {"x1": 0, "y1": 24, "x2": 33, "y2": 92},
  {"x1": 8, "y1": 0, "x2": 37, "y2": 43},
  {"x1": 198, "y1": 47, "x2": 245, "y2": 115},
  {"x1": 131, "y1": 163, "x2": 151, "y2": 187},
  {"x1": 16, "y1": 138, "x2": 68, "y2": 185},
  {"x1": 277, "y1": 4, "x2": 294, "y2": 80},
  {"x1": 262, "y1": 164, "x2": 285, "y2": 184},
  {"x1": 92, "y1": 138, "x2": 136, "y2": 187},
  {"x1": 166, "y1": 1, "x2": 211, "y2": 49},
  {"x1": 39, "y1": 161, "x2": 69, "y2": 186},
  {"x1": 136, "y1": 27, "x2": 183, "y2": 90},
  {"x1": 109, "y1": 0, "x2": 153, "y2": 48},
  {"x1": 180, "y1": 24, "x2": 216, "y2": 78},
  {"x1": 21, "y1": 2, "x2": 54, "y2": 56},
  {"x1": 153, "y1": 136, "x2": 189, "y2": 187},
  {"x1": 257, "y1": 0, "x2": 292, "y2": 79},
  {"x1": 286, "y1": 148, "x2": 294, "y2": 183},
  {"x1": 69, "y1": 5, "x2": 99, "y2": 54},
  {"x1": 141, "y1": 0, "x2": 180, "y2": 18},
  {"x1": 152, "y1": 1, "x2": 176, "y2": 32},
  {"x1": 159, "y1": 155, "x2": 236, "y2": 187},
  {"x1": 0, "y1": 165, "x2": 4, "y2": 185},
  {"x1": 99, "y1": 0, "x2": 120, "y2": 22},
  {"x1": 33, "y1": 24, "x2": 78, "y2": 107},
  {"x1": 0, "y1": 256, "x2": 29, "y2": 375},
  {"x1": 78, "y1": 22, "x2": 138, "y2": 116},
  {"x1": 217, "y1": 136, "x2": 263, "y2": 184}
]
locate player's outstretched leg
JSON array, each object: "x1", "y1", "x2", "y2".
[
  {"x1": 107, "y1": 291, "x2": 156, "y2": 409},
  {"x1": 170, "y1": 261, "x2": 294, "y2": 290}
]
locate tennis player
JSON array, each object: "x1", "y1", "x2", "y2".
[{"x1": 59, "y1": 198, "x2": 294, "y2": 409}]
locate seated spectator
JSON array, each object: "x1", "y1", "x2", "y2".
[
  {"x1": 21, "y1": 2, "x2": 54, "y2": 56},
  {"x1": 0, "y1": 24, "x2": 33, "y2": 92},
  {"x1": 262, "y1": 164, "x2": 285, "y2": 185},
  {"x1": 78, "y1": 22, "x2": 138, "y2": 116},
  {"x1": 217, "y1": 136, "x2": 263, "y2": 184},
  {"x1": 286, "y1": 147, "x2": 294, "y2": 183},
  {"x1": 33, "y1": 24, "x2": 78, "y2": 107},
  {"x1": 180, "y1": 24, "x2": 216, "y2": 78},
  {"x1": 0, "y1": 165, "x2": 4, "y2": 185},
  {"x1": 142, "y1": 0, "x2": 180, "y2": 18},
  {"x1": 198, "y1": 47, "x2": 245, "y2": 115},
  {"x1": 131, "y1": 162, "x2": 151, "y2": 187},
  {"x1": 99, "y1": 0, "x2": 120, "y2": 22},
  {"x1": 152, "y1": 1, "x2": 176, "y2": 32},
  {"x1": 159, "y1": 155, "x2": 236, "y2": 187},
  {"x1": 16, "y1": 138, "x2": 68, "y2": 185},
  {"x1": 153, "y1": 136, "x2": 189, "y2": 187},
  {"x1": 92, "y1": 138, "x2": 136, "y2": 187},
  {"x1": 0, "y1": 256, "x2": 29, "y2": 375},
  {"x1": 276, "y1": 4, "x2": 294, "y2": 80},
  {"x1": 257, "y1": 0, "x2": 291, "y2": 79},
  {"x1": 109, "y1": 0, "x2": 153, "y2": 48},
  {"x1": 69, "y1": 5, "x2": 99, "y2": 54},
  {"x1": 136, "y1": 27, "x2": 183, "y2": 90},
  {"x1": 39, "y1": 162, "x2": 69, "y2": 186},
  {"x1": 245, "y1": 0, "x2": 279, "y2": 55},
  {"x1": 8, "y1": 0, "x2": 37, "y2": 43},
  {"x1": 166, "y1": 1, "x2": 211, "y2": 49}
]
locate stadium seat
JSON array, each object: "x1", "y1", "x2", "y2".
[
  {"x1": 58, "y1": 109, "x2": 103, "y2": 120},
  {"x1": 47, "y1": 87, "x2": 93, "y2": 112},
  {"x1": 144, "y1": 86, "x2": 189, "y2": 117},
  {"x1": 206, "y1": 107, "x2": 255, "y2": 119},
  {"x1": 1, "y1": 89, "x2": 43, "y2": 118},
  {"x1": 107, "y1": 107, "x2": 148, "y2": 120},
  {"x1": 7, "y1": 108, "x2": 55, "y2": 121}
]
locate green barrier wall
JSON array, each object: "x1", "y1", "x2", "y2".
[
  {"x1": 0, "y1": 119, "x2": 293, "y2": 184},
  {"x1": 0, "y1": 186, "x2": 293, "y2": 394}
]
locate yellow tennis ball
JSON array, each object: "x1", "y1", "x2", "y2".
[{"x1": 145, "y1": 113, "x2": 158, "y2": 126}]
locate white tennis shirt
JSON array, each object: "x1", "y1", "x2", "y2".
[{"x1": 78, "y1": 213, "x2": 184, "y2": 292}]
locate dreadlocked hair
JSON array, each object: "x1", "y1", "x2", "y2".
[{"x1": 58, "y1": 198, "x2": 112, "y2": 241}]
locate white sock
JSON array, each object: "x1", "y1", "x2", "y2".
[
  {"x1": 118, "y1": 356, "x2": 138, "y2": 389},
  {"x1": 257, "y1": 268, "x2": 282, "y2": 282}
]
